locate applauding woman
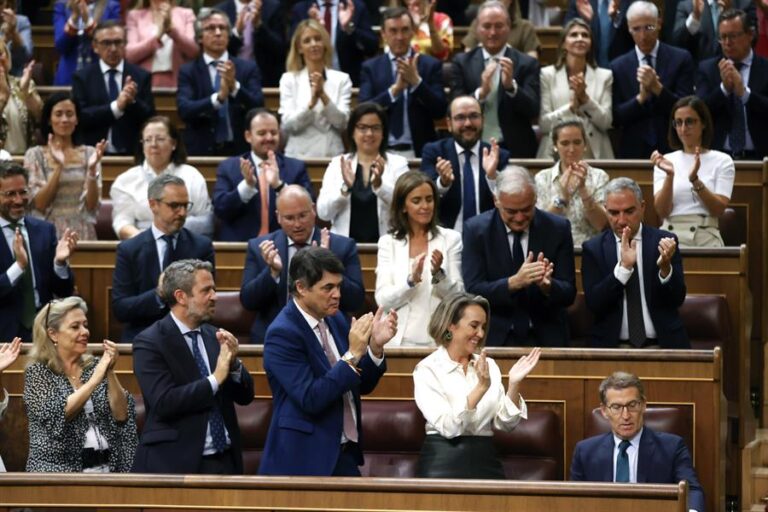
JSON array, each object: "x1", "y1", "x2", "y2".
[
  {"x1": 0, "y1": 40, "x2": 42, "y2": 155},
  {"x1": 0, "y1": 337, "x2": 21, "y2": 471},
  {"x1": 24, "y1": 297, "x2": 137, "y2": 472},
  {"x1": 651, "y1": 96, "x2": 734, "y2": 247},
  {"x1": 404, "y1": 0, "x2": 453, "y2": 61},
  {"x1": 414, "y1": 293, "x2": 541, "y2": 479},
  {"x1": 279, "y1": 19, "x2": 351, "y2": 158}
]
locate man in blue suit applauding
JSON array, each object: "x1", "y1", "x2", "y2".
[
  {"x1": 259, "y1": 247, "x2": 397, "y2": 476},
  {"x1": 571, "y1": 371, "x2": 705, "y2": 511}
]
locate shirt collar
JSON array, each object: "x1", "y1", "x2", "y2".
[
  {"x1": 203, "y1": 51, "x2": 229, "y2": 65},
  {"x1": 613, "y1": 427, "x2": 644, "y2": 449},
  {"x1": 293, "y1": 297, "x2": 322, "y2": 330},
  {"x1": 142, "y1": 160, "x2": 174, "y2": 177},
  {"x1": 0, "y1": 216, "x2": 24, "y2": 229},
  {"x1": 170, "y1": 311, "x2": 198, "y2": 337},
  {"x1": 454, "y1": 140, "x2": 481, "y2": 158},
  {"x1": 433, "y1": 345, "x2": 478, "y2": 373},
  {"x1": 386, "y1": 48, "x2": 414, "y2": 61},
  {"x1": 287, "y1": 228, "x2": 315, "y2": 248},
  {"x1": 151, "y1": 223, "x2": 177, "y2": 241},
  {"x1": 99, "y1": 59, "x2": 125, "y2": 75},
  {"x1": 612, "y1": 223, "x2": 644, "y2": 243},
  {"x1": 250, "y1": 151, "x2": 264, "y2": 168},
  {"x1": 634, "y1": 41, "x2": 659, "y2": 63},
  {"x1": 482, "y1": 45, "x2": 509, "y2": 61},
  {"x1": 731, "y1": 49, "x2": 754, "y2": 68}
]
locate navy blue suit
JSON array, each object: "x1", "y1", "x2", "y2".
[
  {"x1": 563, "y1": 0, "x2": 633, "y2": 67},
  {"x1": 132, "y1": 314, "x2": 254, "y2": 473},
  {"x1": 240, "y1": 230, "x2": 364, "y2": 343},
  {"x1": 112, "y1": 228, "x2": 215, "y2": 342},
  {"x1": 581, "y1": 226, "x2": 688, "y2": 348},
  {"x1": 571, "y1": 428, "x2": 705, "y2": 512},
  {"x1": 695, "y1": 54, "x2": 768, "y2": 160},
  {"x1": 462, "y1": 208, "x2": 576, "y2": 347},
  {"x1": 259, "y1": 299, "x2": 385, "y2": 475},
  {"x1": 421, "y1": 137, "x2": 510, "y2": 229},
  {"x1": 290, "y1": 1, "x2": 380, "y2": 86},
  {"x1": 177, "y1": 56, "x2": 264, "y2": 155},
  {"x1": 216, "y1": 0, "x2": 286, "y2": 87},
  {"x1": 673, "y1": 0, "x2": 755, "y2": 63},
  {"x1": 0, "y1": 217, "x2": 73, "y2": 341},
  {"x1": 212, "y1": 153, "x2": 313, "y2": 241},
  {"x1": 610, "y1": 43, "x2": 695, "y2": 158},
  {"x1": 358, "y1": 52, "x2": 447, "y2": 157},
  {"x1": 71, "y1": 61, "x2": 155, "y2": 155}
]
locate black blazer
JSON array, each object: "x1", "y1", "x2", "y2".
[{"x1": 673, "y1": 0, "x2": 755, "y2": 63}]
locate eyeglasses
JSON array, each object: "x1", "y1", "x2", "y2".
[
  {"x1": 142, "y1": 136, "x2": 170, "y2": 146},
  {"x1": 158, "y1": 200, "x2": 193, "y2": 211},
  {"x1": 673, "y1": 117, "x2": 699, "y2": 128},
  {"x1": 629, "y1": 24, "x2": 657, "y2": 34},
  {"x1": 202, "y1": 24, "x2": 229, "y2": 33},
  {"x1": 95, "y1": 39, "x2": 126, "y2": 48},
  {"x1": 0, "y1": 188, "x2": 29, "y2": 199},
  {"x1": 354, "y1": 123, "x2": 383, "y2": 134},
  {"x1": 719, "y1": 31, "x2": 745, "y2": 42},
  {"x1": 604, "y1": 400, "x2": 643, "y2": 415},
  {"x1": 451, "y1": 112, "x2": 482, "y2": 123}
]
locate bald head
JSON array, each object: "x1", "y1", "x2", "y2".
[{"x1": 276, "y1": 185, "x2": 316, "y2": 244}]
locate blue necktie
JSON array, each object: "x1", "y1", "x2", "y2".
[
  {"x1": 598, "y1": 0, "x2": 611, "y2": 67},
  {"x1": 186, "y1": 331, "x2": 228, "y2": 453},
  {"x1": 462, "y1": 150, "x2": 477, "y2": 222},
  {"x1": 161, "y1": 234, "x2": 176, "y2": 271},
  {"x1": 615, "y1": 439, "x2": 631, "y2": 482},
  {"x1": 212, "y1": 61, "x2": 232, "y2": 144},
  {"x1": 729, "y1": 62, "x2": 747, "y2": 156},
  {"x1": 107, "y1": 69, "x2": 119, "y2": 102}
]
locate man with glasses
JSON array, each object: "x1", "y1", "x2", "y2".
[
  {"x1": 696, "y1": 9, "x2": 768, "y2": 160},
  {"x1": 673, "y1": 0, "x2": 755, "y2": 63},
  {"x1": 571, "y1": 371, "x2": 705, "y2": 512},
  {"x1": 240, "y1": 185, "x2": 364, "y2": 343},
  {"x1": 72, "y1": 20, "x2": 155, "y2": 156},
  {"x1": 112, "y1": 174, "x2": 215, "y2": 342},
  {"x1": 421, "y1": 95, "x2": 509, "y2": 232},
  {"x1": 0, "y1": 162, "x2": 76, "y2": 341},
  {"x1": 610, "y1": 1, "x2": 695, "y2": 158}
]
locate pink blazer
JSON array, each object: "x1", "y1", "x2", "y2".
[{"x1": 125, "y1": 7, "x2": 199, "y2": 88}]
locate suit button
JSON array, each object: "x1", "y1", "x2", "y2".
[
  {"x1": 690, "y1": 226, "x2": 696, "y2": 232},
  {"x1": 668, "y1": 225, "x2": 674, "y2": 230}
]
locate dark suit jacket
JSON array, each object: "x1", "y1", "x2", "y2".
[
  {"x1": 290, "y1": 0, "x2": 379, "y2": 86},
  {"x1": 71, "y1": 60, "x2": 155, "y2": 155},
  {"x1": 448, "y1": 46, "x2": 540, "y2": 158},
  {"x1": 695, "y1": 54, "x2": 768, "y2": 159},
  {"x1": 571, "y1": 427, "x2": 705, "y2": 512},
  {"x1": 0, "y1": 217, "x2": 73, "y2": 341},
  {"x1": 258, "y1": 299, "x2": 385, "y2": 475},
  {"x1": 240, "y1": 229, "x2": 364, "y2": 343},
  {"x1": 610, "y1": 42, "x2": 695, "y2": 158},
  {"x1": 673, "y1": 0, "x2": 755, "y2": 63},
  {"x1": 112, "y1": 227, "x2": 215, "y2": 342},
  {"x1": 581, "y1": 226, "x2": 688, "y2": 348},
  {"x1": 421, "y1": 137, "x2": 510, "y2": 229},
  {"x1": 132, "y1": 314, "x2": 254, "y2": 474},
  {"x1": 358, "y1": 52, "x2": 447, "y2": 157},
  {"x1": 177, "y1": 55, "x2": 264, "y2": 156},
  {"x1": 462, "y1": 208, "x2": 576, "y2": 347},
  {"x1": 563, "y1": 0, "x2": 633, "y2": 66},
  {"x1": 212, "y1": 152, "x2": 313, "y2": 241},
  {"x1": 216, "y1": 0, "x2": 286, "y2": 87}
]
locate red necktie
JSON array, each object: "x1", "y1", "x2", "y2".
[{"x1": 324, "y1": 1, "x2": 333, "y2": 35}]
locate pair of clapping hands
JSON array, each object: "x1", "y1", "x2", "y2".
[{"x1": 347, "y1": 307, "x2": 398, "y2": 361}]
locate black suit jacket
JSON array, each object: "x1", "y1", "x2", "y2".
[
  {"x1": 112, "y1": 227, "x2": 215, "y2": 342},
  {"x1": 71, "y1": 60, "x2": 155, "y2": 155},
  {"x1": 581, "y1": 226, "x2": 688, "y2": 348},
  {"x1": 673, "y1": 0, "x2": 755, "y2": 63},
  {"x1": 448, "y1": 46, "x2": 540, "y2": 158},
  {"x1": 132, "y1": 314, "x2": 254, "y2": 474}
]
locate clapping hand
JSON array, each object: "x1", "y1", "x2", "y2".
[
  {"x1": 0, "y1": 337, "x2": 21, "y2": 372},
  {"x1": 656, "y1": 236, "x2": 677, "y2": 277},
  {"x1": 338, "y1": 0, "x2": 355, "y2": 32},
  {"x1": 240, "y1": 157, "x2": 256, "y2": 187},
  {"x1": 55, "y1": 228, "x2": 79, "y2": 265},
  {"x1": 498, "y1": 56, "x2": 515, "y2": 90},
  {"x1": 430, "y1": 249, "x2": 444, "y2": 276},
  {"x1": 340, "y1": 155, "x2": 355, "y2": 189},
  {"x1": 506, "y1": 347, "x2": 541, "y2": 403},
  {"x1": 619, "y1": 226, "x2": 637, "y2": 270},
  {"x1": 370, "y1": 306, "x2": 397, "y2": 356},
  {"x1": 259, "y1": 239, "x2": 283, "y2": 277},
  {"x1": 651, "y1": 150, "x2": 675, "y2": 177},
  {"x1": 482, "y1": 138, "x2": 500, "y2": 179},
  {"x1": 310, "y1": 227, "x2": 331, "y2": 249},
  {"x1": 370, "y1": 155, "x2": 385, "y2": 189},
  {"x1": 434, "y1": 156, "x2": 454, "y2": 187},
  {"x1": 87, "y1": 139, "x2": 107, "y2": 178},
  {"x1": 102, "y1": 339, "x2": 119, "y2": 370},
  {"x1": 688, "y1": 147, "x2": 701, "y2": 183}
]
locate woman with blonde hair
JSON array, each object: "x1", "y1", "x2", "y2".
[
  {"x1": 0, "y1": 38, "x2": 42, "y2": 155},
  {"x1": 23, "y1": 297, "x2": 137, "y2": 472},
  {"x1": 279, "y1": 19, "x2": 351, "y2": 158}
]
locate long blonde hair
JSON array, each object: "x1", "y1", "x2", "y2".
[
  {"x1": 27, "y1": 297, "x2": 93, "y2": 374},
  {"x1": 286, "y1": 19, "x2": 332, "y2": 72}
]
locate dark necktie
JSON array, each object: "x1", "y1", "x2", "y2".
[
  {"x1": 519, "y1": 0, "x2": 529, "y2": 20},
  {"x1": 615, "y1": 439, "x2": 631, "y2": 482},
  {"x1": 625, "y1": 264, "x2": 647, "y2": 347},
  {"x1": 597, "y1": 0, "x2": 611, "y2": 67},
  {"x1": 462, "y1": 150, "x2": 477, "y2": 222},
  {"x1": 107, "y1": 68, "x2": 119, "y2": 102},
  {"x1": 729, "y1": 62, "x2": 747, "y2": 156},
  {"x1": 510, "y1": 231, "x2": 529, "y2": 342},
  {"x1": 389, "y1": 58, "x2": 406, "y2": 140},
  {"x1": 323, "y1": 1, "x2": 333, "y2": 35},
  {"x1": 211, "y1": 61, "x2": 232, "y2": 144},
  {"x1": 5, "y1": 222, "x2": 35, "y2": 329},
  {"x1": 643, "y1": 54, "x2": 654, "y2": 69},
  {"x1": 186, "y1": 331, "x2": 228, "y2": 452},
  {"x1": 317, "y1": 320, "x2": 358, "y2": 442},
  {"x1": 161, "y1": 234, "x2": 176, "y2": 271}
]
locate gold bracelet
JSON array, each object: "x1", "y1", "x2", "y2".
[{"x1": 692, "y1": 180, "x2": 705, "y2": 192}]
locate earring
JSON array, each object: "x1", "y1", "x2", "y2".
[{"x1": 443, "y1": 331, "x2": 453, "y2": 341}]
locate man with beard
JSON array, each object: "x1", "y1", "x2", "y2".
[
  {"x1": 112, "y1": 174, "x2": 215, "y2": 342},
  {"x1": 421, "y1": 95, "x2": 510, "y2": 232},
  {"x1": 132, "y1": 259, "x2": 254, "y2": 474}
]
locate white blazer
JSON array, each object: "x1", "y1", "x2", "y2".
[
  {"x1": 537, "y1": 64, "x2": 614, "y2": 159},
  {"x1": 279, "y1": 68, "x2": 351, "y2": 158},
  {"x1": 375, "y1": 226, "x2": 464, "y2": 346},
  {"x1": 316, "y1": 152, "x2": 409, "y2": 238}
]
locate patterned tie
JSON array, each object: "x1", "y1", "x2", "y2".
[
  {"x1": 161, "y1": 234, "x2": 176, "y2": 271},
  {"x1": 462, "y1": 150, "x2": 477, "y2": 222},
  {"x1": 625, "y1": 264, "x2": 647, "y2": 347},
  {"x1": 317, "y1": 320, "x2": 358, "y2": 443},
  {"x1": 5, "y1": 222, "x2": 35, "y2": 329},
  {"x1": 729, "y1": 62, "x2": 747, "y2": 156},
  {"x1": 107, "y1": 69, "x2": 119, "y2": 102},
  {"x1": 615, "y1": 439, "x2": 631, "y2": 482},
  {"x1": 211, "y1": 61, "x2": 232, "y2": 144},
  {"x1": 186, "y1": 330, "x2": 228, "y2": 452},
  {"x1": 257, "y1": 162, "x2": 270, "y2": 236}
]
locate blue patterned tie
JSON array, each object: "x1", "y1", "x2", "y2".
[
  {"x1": 462, "y1": 150, "x2": 477, "y2": 222},
  {"x1": 615, "y1": 439, "x2": 631, "y2": 482},
  {"x1": 211, "y1": 61, "x2": 232, "y2": 144},
  {"x1": 186, "y1": 330, "x2": 228, "y2": 452}
]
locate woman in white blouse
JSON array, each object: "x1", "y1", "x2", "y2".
[
  {"x1": 317, "y1": 102, "x2": 409, "y2": 243},
  {"x1": 413, "y1": 293, "x2": 541, "y2": 479},
  {"x1": 110, "y1": 115, "x2": 213, "y2": 239},
  {"x1": 279, "y1": 19, "x2": 351, "y2": 158},
  {"x1": 537, "y1": 18, "x2": 613, "y2": 159},
  {"x1": 376, "y1": 171, "x2": 463, "y2": 346},
  {"x1": 651, "y1": 96, "x2": 734, "y2": 247}
]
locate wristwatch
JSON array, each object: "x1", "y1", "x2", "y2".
[
  {"x1": 552, "y1": 196, "x2": 568, "y2": 209},
  {"x1": 340, "y1": 183, "x2": 350, "y2": 196},
  {"x1": 341, "y1": 351, "x2": 358, "y2": 366}
]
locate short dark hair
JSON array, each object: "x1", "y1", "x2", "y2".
[
  {"x1": 244, "y1": 108, "x2": 279, "y2": 131},
  {"x1": 93, "y1": 19, "x2": 125, "y2": 39},
  {"x1": 347, "y1": 102, "x2": 389, "y2": 155},
  {"x1": 388, "y1": 170, "x2": 439, "y2": 240},
  {"x1": 0, "y1": 161, "x2": 28, "y2": 183},
  {"x1": 718, "y1": 8, "x2": 752, "y2": 32},
  {"x1": 598, "y1": 371, "x2": 646, "y2": 404},
  {"x1": 41, "y1": 91, "x2": 81, "y2": 143},
  {"x1": 288, "y1": 247, "x2": 345, "y2": 295},
  {"x1": 667, "y1": 95, "x2": 714, "y2": 150},
  {"x1": 381, "y1": 6, "x2": 413, "y2": 26},
  {"x1": 135, "y1": 115, "x2": 188, "y2": 165},
  {"x1": 159, "y1": 259, "x2": 214, "y2": 307}
]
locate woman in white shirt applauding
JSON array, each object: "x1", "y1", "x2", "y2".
[
  {"x1": 651, "y1": 96, "x2": 734, "y2": 247},
  {"x1": 413, "y1": 293, "x2": 541, "y2": 479}
]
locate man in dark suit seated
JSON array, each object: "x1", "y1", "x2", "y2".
[
  {"x1": 563, "y1": 0, "x2": 634, "y2": 68},
  {"x1": 695, "y1": 8, "x2": 768, "y2": 160},
  {"x1": 259, "y1": 247, "x2": 397, "y2": 476},
  {"x1": 133, "y1": 259, "x2": 254, "y2": 474},
  {"x1": 462, "y1": 166, "x2": 576, "y2": 347},
  {"x1": 112, "y1": 174, "x2": 215, "y2": 342},
  {"x1": 216, "y1": 0, "x2": 286, "y2": 87},
  {"x1": 240, "y1": 185, "x2": 364, "y2": 343},
  {"x1": 581, "y1": 177, "x2": 688, "y2": 348},
  {"x1": 177, "y1": 8, "x2": 264, "y2": 156},
  {"x1": 289, "y1": 0, "x2": 379, "y2": 86},
  {"x1": 213, "y1": 108, "x2": 312, "y2": 241},
  {"x1": 72, "y1": 20, "x2": 155, "y2": 156},
  {"x1": 421, "y1": 96, "x2": 510, "y2": 232},
  {"x1": 447, "y1": 0, "x2": 540, "y2": 158},
  {"x1": 610, "y1": 1, "x2": 695, "y2": 158},
  {"x1": 0, "y1": 162, "x2": 76, "y2": 341},
  {"x1": 571, "y1": 371, "x2": 705, "y2": 512},
  {"x1": 673, "y1": 0, "x2": 755, "y2": 63},
  {"x1": 358, "y1": 6, "x2": 447, "y2": 158}
]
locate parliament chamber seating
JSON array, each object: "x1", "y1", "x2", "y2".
[{"x1": 587, "y1": 407, "x2": 694, "y2": 454}]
